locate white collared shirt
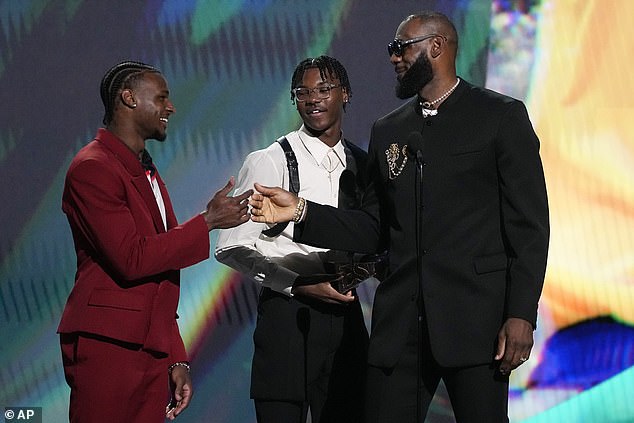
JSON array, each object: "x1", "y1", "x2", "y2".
[
  {"x1": 215, "y1": 126, "x2": 347, "y2": 295},
  {"x1": 146, "y1": 172, "x2": 167, "y2": 230}
]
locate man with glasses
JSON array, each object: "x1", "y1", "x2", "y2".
[
  {"x1": 249, "y1": 12, "x2": 549, "y2": 423},
  {"x1": 215, "y1": 55, "x2": 368, "y2": 423}
]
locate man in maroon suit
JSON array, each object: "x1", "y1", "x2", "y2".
[{"x1": 58, "y1": 61, "x2": 252, "y2": 422}]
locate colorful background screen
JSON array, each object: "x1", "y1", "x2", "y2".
[{"x1": 1, "y1": 0, "x2": 633, "y2": 421}]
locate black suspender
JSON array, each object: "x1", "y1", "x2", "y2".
[
  {"x1": 261, "y1": 137, "x2": 366, "y2": 238},
  {"x1": 261, "y1": 137, "x2": 297, "y2": 237}
]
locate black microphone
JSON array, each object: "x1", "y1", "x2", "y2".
[
  {"x1": 407, "y1": 133, "x2": 425, "y2": 423},
  {"x1": 406, "y1": 131, "x2": 424, "y2": 164}
]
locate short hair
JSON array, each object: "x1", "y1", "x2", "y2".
[
  {"x1": 290, "y1": 55, "x2": 352, "y2": 109},
  {"x1": 100, "y1": 61, "x2": 160, "y2": 125},
  {"x1": 407, "y1": 11, "x2": 459, "y2": 51}
]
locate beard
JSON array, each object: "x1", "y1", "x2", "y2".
[{"x1": 395, "y1": 52, "x2": 434, "y2": 99}]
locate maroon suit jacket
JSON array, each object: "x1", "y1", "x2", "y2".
[{"x1": 58, "y1": 128, "x2": 209, "y2": 361}]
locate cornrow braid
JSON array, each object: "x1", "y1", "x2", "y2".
[
  {"x1": 100, "y1": 61, "x2": 160, "y2": 125},
  {"x1": 290, "y1": 55, "x2": 352, "y2": 109}
]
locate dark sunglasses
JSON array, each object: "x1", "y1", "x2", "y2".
[{"x1": 387, "y1": 33, "x2": 445, "y2": 57}]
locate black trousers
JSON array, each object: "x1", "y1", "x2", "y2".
[
  {"x1": 252, "y1": 288, "x2": 368, "y2": 423},
  {"x1": 365, "y1": 315, "x2": 509, "y2": 423}
]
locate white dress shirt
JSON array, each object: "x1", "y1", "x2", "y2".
[
  {"x1": 147, "y1": 172, "x2": 167, "y2": 230},
  {"x1": 215, "y1": 126, "x2": 347, "y2": 295}
]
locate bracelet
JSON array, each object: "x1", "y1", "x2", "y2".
[
  {"x1": 292, "y1": 197, "x2": 306, "y2": 223},
  {"x1": 168, "y1": 361, "x2": 191, "y2": 373},
  {"x1": 298, "y1": 200, "x2": 307, "y2": 222}
]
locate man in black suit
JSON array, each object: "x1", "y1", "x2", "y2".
[{"x1": 250, "y1": 11, "x2": 549, "y2": 423}]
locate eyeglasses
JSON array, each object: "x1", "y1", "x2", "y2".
[
  {"x1": 387, "y1": 34, "x2": 445, "y2": 57},
  {"x1": 292, "y1": 84, "x2": 342, "y2": 102}
]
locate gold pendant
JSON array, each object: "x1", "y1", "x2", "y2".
[{"x1": 386, "y1": 143, "x2": 408, "y2": 180}]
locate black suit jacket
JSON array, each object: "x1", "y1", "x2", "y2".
[{"x1": 295, "y1": 80, "x2": 549, "y2": 368}]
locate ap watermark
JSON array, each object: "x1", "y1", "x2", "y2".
[{"x1": 4, "y1": 408, "x2": 42, "y2": 423}]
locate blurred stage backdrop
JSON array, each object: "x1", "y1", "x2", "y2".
[{"x1": 1, "y1": 0, "x2": 633, "y2": 421}]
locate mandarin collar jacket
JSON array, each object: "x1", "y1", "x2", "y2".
[{"x1": 295, "y1": 80, "x2": 549, "y2": 368}]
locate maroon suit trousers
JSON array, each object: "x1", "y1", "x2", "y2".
[{"x1": 61, "y1": 333, "x2": 170, "y2": 423}]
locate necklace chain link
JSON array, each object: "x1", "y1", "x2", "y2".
[{"x1": 420, "y1": 78, "x2": 460, "y2": 110}]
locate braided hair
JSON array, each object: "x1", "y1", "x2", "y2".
[
  {"x1": 100, "y1": 61, "x2": 160, "y2": 125},
  {"x1": 290, "y1": 55, "x2": 352, "y2": 110}
]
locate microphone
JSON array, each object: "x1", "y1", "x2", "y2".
[
  {"x1": 407, "y1": 133, "x2": 425, "y2": 423},
  {"x1": 416, "y1": 150, "x2": 424, "y2": 166},
  {"x1": 406, "y1": 131, "x2": 424, "y2": 164}
]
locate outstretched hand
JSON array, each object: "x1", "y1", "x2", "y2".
[
  {"x1": 249, "y1": 182, "x2": 299, "y2": 224},
  {"x1": 203, "y1": 177, "x2": 253, "y2": 230}
]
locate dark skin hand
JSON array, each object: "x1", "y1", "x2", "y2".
[
  {"x1": 203, "y1": 177, "x2": 253, "y2": 230},
  {"x1": 495, "y1": 317, "x2": 534, "y2": 375},
  {"x1": 165, "y1": 366, "x2": 192, "y2": 420},
  {"x1": 292, "y1": 279, "x2": 356, "y2": 304}
]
